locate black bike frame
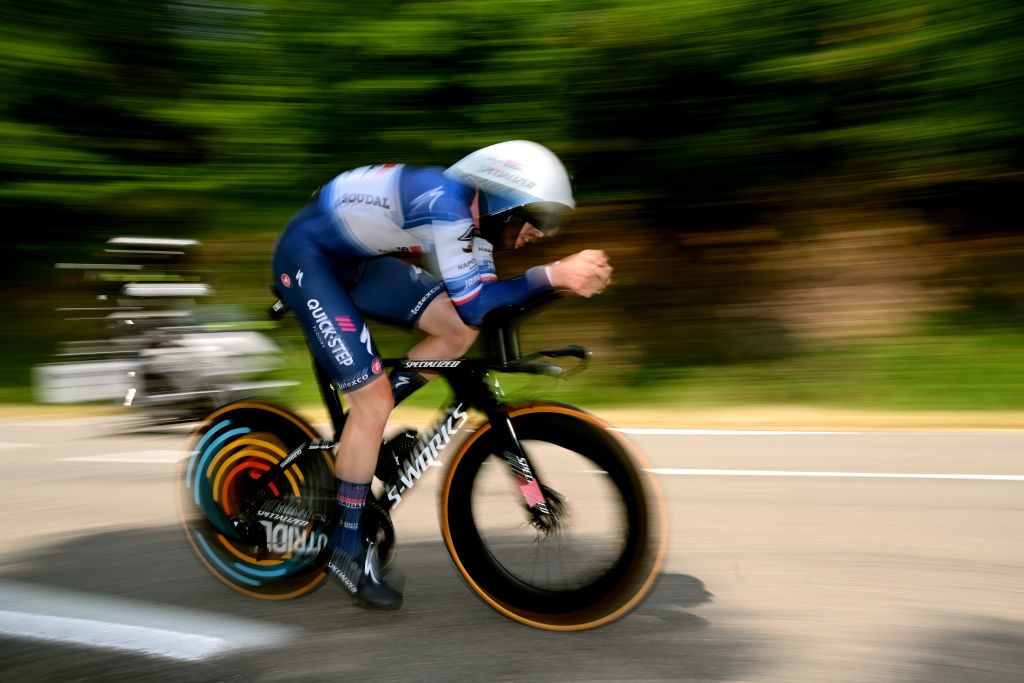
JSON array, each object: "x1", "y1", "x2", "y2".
[
  {"x1": 373, "y1": 357, "x2": 551, "y2": 516},
  {"x1": 249, "y1": 354, "x2": 556, "y2": 525},
  {"x1": 263, "y1": 293, "x2": 584, "y2": 522}
]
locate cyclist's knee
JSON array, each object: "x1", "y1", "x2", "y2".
[
  {"x1": 428, "y1": 323, "x2": 477, "y2": 358},
  {"x1": 443, "y1": 322, "x2": 478, "y2": 356},
  {"x1": 344, "y1": 376, "x2": 393, "y2": 429}
]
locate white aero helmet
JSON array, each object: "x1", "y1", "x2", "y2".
[{"x1": 445, "y1": 140, "x2": 575, "y2": 242}]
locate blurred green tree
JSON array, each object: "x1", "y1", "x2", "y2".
[{"x1": 3, "y1": 0, "x2": 1023, "y2": 389}]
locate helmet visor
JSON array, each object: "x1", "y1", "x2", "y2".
[{"x1": 517, "y1": 202, "x2": 570, "y2": 237}]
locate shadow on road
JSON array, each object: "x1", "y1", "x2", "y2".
[
  {"x1": 0, "y1": 525, "x2": 763, "y2": 682},
  {"x1": 895, "y1": 619, "x2": 1024, "y2": 683}
]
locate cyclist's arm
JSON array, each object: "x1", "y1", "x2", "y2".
[{"x1": 429, "y1": 219, "x2": 554, "y2": 326}]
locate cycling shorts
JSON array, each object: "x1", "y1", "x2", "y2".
[{"x1": 272, "y1": 207, "x2": 444, "y2": 392}]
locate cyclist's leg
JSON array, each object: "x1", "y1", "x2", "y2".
[
  {"x1": 410, "y1": 291, "x2": 479, "y2": 358},
  {"x1": 335, "y1": 373, "x2": 392, "y2": 482},
  {"x1": 386, "y1": 293, "x2": 478, "y2": 399},
  {"x1": 272, "y1": 247, "x2": 391, "y2": 476},
  {"x1": 272, "y1": 251, "x2": 390, "y2": 493},
  {"x1": 273, "y1": 248, "x2": 401, "y2": 608},
  {"x1": 349, "y1": 257, "x2": 477, "y2": 404}
]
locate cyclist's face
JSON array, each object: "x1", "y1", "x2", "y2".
[{"x1": 513, "y1": 224, "x2": 545, "y2": 250}]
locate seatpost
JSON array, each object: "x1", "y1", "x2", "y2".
[{"x1": 313, "y1": 360, "x2": 347, "y2": 441}]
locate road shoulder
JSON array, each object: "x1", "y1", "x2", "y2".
[{"x1": 2, "y1": 403, "x2": 1022, "y2": 431}]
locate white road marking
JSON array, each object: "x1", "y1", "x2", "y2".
[
  {"x1": 0, "y1": 417, "x2": 118, "y2": 428},
  {"x1": 0, "y1": 581, "x2": 292, "y2": 662},
  {"x1": 648, "y1": 468, "x2": 1024, "y2": 481},
  {"x1": 62, "y1": 450, "x2": 186, "y2": 464},
  {"x1": 0, "y1": 610, "x2": 228, "y2": 662},
  {"x1": 0, "y1": 442, "x2": 45, "y2": 451},
  {"x1": 616, "y1": 428, "x2": 857, "y2": 435}
]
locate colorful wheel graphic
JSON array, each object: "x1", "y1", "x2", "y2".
[{"x1": 180, "y1": 401, "x2": 336, "y2": 599}]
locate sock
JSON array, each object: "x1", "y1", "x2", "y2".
[
  {"x1": 389, "y1": 369, "x2": 429, "y2": 406},
  {"x1": 332, "y1": 479, "x2": 369, "y2": 557}
]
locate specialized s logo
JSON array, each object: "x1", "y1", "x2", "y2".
[
  {"x1": 410, "y1": 185, "x2": 444, "y2": 213},
  {"x1": 359, "y1": 324, "x2": 373, "y2": 354},
  {"x1": 296, "y1": 269, "x2": 304, "y2": 287}
]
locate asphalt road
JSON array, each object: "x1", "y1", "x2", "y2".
[{"x1": 0, "y1": 413, "x2": 1021, "y2": 682}]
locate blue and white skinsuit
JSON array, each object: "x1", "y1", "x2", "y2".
[{"x1": 272, "y1": 163, "x2": 553, "y2": 391}]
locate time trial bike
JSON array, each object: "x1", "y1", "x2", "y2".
[{"x1": 179, "y1": 293, "x2": 666, "y2": 631}]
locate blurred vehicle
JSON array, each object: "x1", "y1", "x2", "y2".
[{"x1": 33, "y1": 236, "x2": 293, "y2": 423}]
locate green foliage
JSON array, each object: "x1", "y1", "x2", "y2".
[
  {"x1": 3, "y1": 0, "x2": 1024, "y2": 400},
  {"x1": 6, "y1": 0, "x2": 1022, "y2": 218}
]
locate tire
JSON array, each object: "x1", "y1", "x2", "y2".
[
  {"x1": 440, "y1": 403, "x2": 666, "y2": 630},
  {"x1": 179, "y1": 401, "x2": 335, "y2": 600}
]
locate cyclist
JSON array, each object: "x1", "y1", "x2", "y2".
[{"x1": 271, "y1": 140, "x2": 612, "y2": 609}]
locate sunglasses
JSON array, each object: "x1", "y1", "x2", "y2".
[{"x1": 506, "y1": 206, "x2": 566, "y2": 237}]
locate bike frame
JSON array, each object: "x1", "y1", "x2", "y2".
[
  {"x1": 316, "y1": 355, "x2": 553, "y2": 518},
  {"x1": 261, "y1": 293, "x2": 587, "y2": 525},
  {"x1": 385, "y1": 358, "x2": 561, "y2": 515}
]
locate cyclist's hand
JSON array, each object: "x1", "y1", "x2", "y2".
[{"x1": 548, "y1": 250, "x2": 613, "y2": 297}]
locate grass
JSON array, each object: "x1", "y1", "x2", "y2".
[
  {"x1": 7, "y1": 323, "x2": 1024, "y2": 415},
  {"x1": 263, "y1": 328, "x2": 1024, "y2": 414}
]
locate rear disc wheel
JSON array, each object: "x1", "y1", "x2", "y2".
[{"x1": 179, "y1": 401, "x2": 335, "y2": 599}]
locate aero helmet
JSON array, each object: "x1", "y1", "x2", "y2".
[{"x1": 445, "y1": 140, "x2": 575, "y2": 244}]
